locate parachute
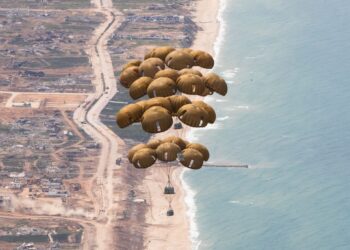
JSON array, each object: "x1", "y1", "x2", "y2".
[
  {"x1": 156, "y1": 142, "x2": 181, "y2": 162},
  {"x1": 178, "y1": 68, "x2": 203, "y2": 77},
  {"x1": 116, "y1": 46, "x2": 230, "y2": 216},
  {"x1": 165, "y1": 50, "x2": 194, "y2": 70},
  {"x1": 176, "y1": 74, "x2": 205, "y2": 95},
  {"x1": 140, "y1": 97, "x2": 173, "y2": 113},
  {"x1": 129, "y1": 76, "x2": 153, "y2": 100},
  {"x1": 119, "y1": 66, "x2": 140, "y2": 88},
  {"x1": 139, "y1": 58, "x2": 165, "y2": 78},
  {"x1": 179, "y1": 148, "x2": 204, "y2": 170},
  {"x1": 162, "y1": 136, "x2": 188, "y2": 150},
  {"x1": 167, "y1": 95, "x2": 191, "y2": 114},
  {"x1": 147, "y1": 77, "x2": 177, "y2": 98},
  {"x1": 128, "y1": 144, "x2": 149, "y2": 162},
  {"x1": 128, "y1": 137, "x2": 209, "y2": 169},
  {"x1": 147, "y1": 139, "x2": 163, "y2": 149},
  {"x1": 122, "y1": 60, "x2": 142, "y2": 71},
  {"x1": 116, "y1": 97, "x2": 216, "y2": 130},
  {"x1": 132, "y1": 148, "x2": 157, "y2": 169},
  {"x1": 116, "y1": 103, "x2": 143, "y2": 128},
  {"x1": 203, "y1": 73, "x2": 228, "y2": 96},
  {"x1": 154, "y1": 69, "x2": 180, "y2": 82},
  {"x1": 190, "y1": 50, "x2": 215, "y2": 69},
  {"x1": 144, "y1": 46, "x2": 175, "y2": 61},
  {"x1": 141, "y1": 106, "x2": 173, "y2": 133},
  {"x1": 177, "y1": 103, "x2": 209, "y2": 127},
  {"x1": 192, "y1": 100, "x2": 216, "y2": 124}
]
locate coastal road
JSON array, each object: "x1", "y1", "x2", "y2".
[{"x1": 72, "y1": 0, "x2": 124, "y2": 249}]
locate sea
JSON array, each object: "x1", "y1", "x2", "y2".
[{"x1": 182, "y1": 0, "x2": 350, "y2": 249}]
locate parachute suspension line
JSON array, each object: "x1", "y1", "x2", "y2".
[
  {"x1": 166, "y1": 166, "x2": 175, "y2": 215},
  {"x1": 164, "y1": 162, "x2": 175, "y2": 196},
  {"x1": 167, "y1": 162, "x2": 171, "y2": 176}
]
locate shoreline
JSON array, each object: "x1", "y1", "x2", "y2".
[
  {"x1": 142, "y1": 0, "x2": 222, "y2": 249},
  {"x1": 182, "y1": 0, "x2": 226, "y2": 248}
]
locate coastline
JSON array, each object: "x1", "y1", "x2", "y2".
[{"x1": 142, "y1": 0, "x2": 222, "y2": 249}]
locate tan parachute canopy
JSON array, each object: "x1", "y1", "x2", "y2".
[
  {"x1": 186, "y1": 143, "x2": 210, "y2": 161},
  {"x1": 204, "y1": 73, "x2": 228, "y2": 96},
  {"x1": 117, "y1": 47, "x2": 228, "y2": 174},
  {"x1": 178, "y1": 48, "x2": 193, "y2": 54},
  {"x1": 139, "y1": 58, "x2": 165, "y2": 78},
  {"x1": 147, "y1": 139, "x2": 163, "y2": 149},
  {"x1": 132, "y1": 148, "x2": 157, "y2": 168},
  {"x1": 122, "y1": 60, "x2": 142, "y2": 71},
  {"x1": 177, "y1": 104, "x2": 209, "y2": 127},
  {"x1": 180, "y1": 148, "x2": 204, "y2": 169},
  {"x1": 165, "y1": 50, "x2": 195, "y2": 70},
  {"x1": 116, "y1": 103, "x2": 143, "y2": 128},
  {"x1": 199, "y1": 87, "x2": 214, "y2": 97},
  {"x1": 192, "y1": 100, "x2": 216, "y2": 123},
  {"x1": 147, "y1": 77, "x2": 177, "y2": 98},
  {"x1": 154, "y1": 69, "x2": 180, "y2": 82},
  {"x1": 145, "y1": 46, "x2": 176, "y2": 61},
  {"x1": 176, "y1": 74, "x2": 205, "y2": 95},
  {"x1": 167, "y1": 95, "x2": 191, "y2": 114},
  {"x1": 178, "y1": 68, "x2": 203, "y2": 77},
  {"x1": 141, "y1": 106, "x2": 173, "y2": 133},
  {"x1": 190, "y1": 50, "x2": 214, "y2": 69},
  {"x1": 127, "y1": 137, "x2": 208, "y2": 169},
  {"x1": 156, "y1": 142, "x2": 181, "y2": 162},
  {"x1": 129, "y1": 76, "x2": 153, "y2": 100},
  {"x1": 128, "y1": 143, "x2": 148, "y2": 162},
  {"x1": 140, "y1": 97, "x2": 173, "y2": 113},
  {"x1": 119, "y1": 66, "x2": 141, "y2": 88},
  {"x1": 163, "y1": 136, "x2": 188, "y2": 150}
]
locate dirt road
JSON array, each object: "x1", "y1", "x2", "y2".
[{"x1": 72, "y1": 0, "x2": 124, "y2": 249}]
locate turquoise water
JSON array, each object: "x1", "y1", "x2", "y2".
[{"x1": 184, "y1": 0, "x2": 350, "y2": 249}]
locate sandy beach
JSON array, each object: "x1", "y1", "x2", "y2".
[{"x1": 142, "y1": 0, "x2": 222, "y2": 249}]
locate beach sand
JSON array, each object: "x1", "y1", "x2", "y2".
[{"x1": 142, "y1": 0, "x2": 221, "y2": 249}]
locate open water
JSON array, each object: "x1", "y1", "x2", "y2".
[{"x1": 183, "y1": 0, "x2": 350, "y2": 249}]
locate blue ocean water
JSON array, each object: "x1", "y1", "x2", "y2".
[{"x1": 184, "y1": 0, "x2": 350, "y2": 249}]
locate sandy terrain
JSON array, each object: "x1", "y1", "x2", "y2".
[
  {"x1": 0, "y1": 93, "x2": 11, "y2": 106},
  {"x1": 12, "y1": 93, "x2": 88, "y2": 109},
  {"x1": 0, "y1": 0, "x2": 123, "y2": 249},
  {"x1": 142, "y1": 0, "x2": 222, "y2": 249}
]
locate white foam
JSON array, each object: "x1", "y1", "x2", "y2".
[
  {"x1": 222, "y1": 67, "x2": 239, "y2": 79},
  {"x1": 180, "y1": 169, "x2": 201, "y2": 250},
  {"x1": 184, "y1": 1, "x2": 228, "y2": 249},
  {"x1": 216, "y1": 99, "x2": 228, "y2": 103},
  {"x1": 217, "y1": 116, "x2": 230, "y2": 121},
  {"x1": 213, "y1": 0, "x2": 228, "y2": 62},
  {"x1": 227, "y1": 105, "x2": 250, "y2": 111},
  {"x1": 229, "y1": 200, "x2": 255, "y2": 206}
]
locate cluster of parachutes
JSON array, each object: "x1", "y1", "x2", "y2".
[
  {"x1": 128, "y1": 136, "x2": 209, "y2": 170},
  {"x1": 116, "y1": 46, "x2": 229, "y2": 172},
  {"x1": 115, "y1": 46, "x2": 229, "y2": 216},
  {"x1": 119, "y1": 47, "x2": 227, "y2": 99},
  {"x1": 116, "y1": 96, "x2": 216, "y2": 133}
]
